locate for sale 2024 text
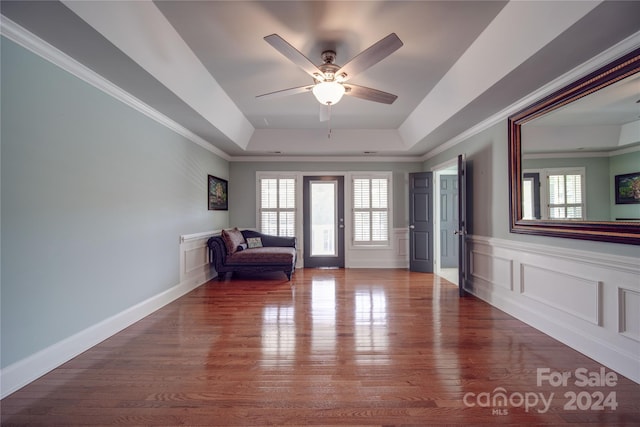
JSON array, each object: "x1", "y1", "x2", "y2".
[{"x1": 463, "y1": 367, "x2": 619, "y2": 415}]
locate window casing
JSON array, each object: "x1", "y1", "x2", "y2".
[{"x1": 352, "y1": 175, "x2": 390, "y2": 246}]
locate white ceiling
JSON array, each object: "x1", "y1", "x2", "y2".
[{"x1": 2, "y1": 1, "x2": 640, "y2": 159}]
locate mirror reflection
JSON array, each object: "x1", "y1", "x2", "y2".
[{"x1": 520, "y1": 73, "x2": 640, "y2": 222}]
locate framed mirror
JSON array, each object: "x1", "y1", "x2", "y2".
[{"x1": 509, "y1": 47, "x2": 640, "y2": 245}]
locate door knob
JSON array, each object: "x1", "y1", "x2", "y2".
[{"x1": 409, "y1": 225, "x2": 415, "y2": 229}]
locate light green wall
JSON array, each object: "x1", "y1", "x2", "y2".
[
  {"x1": 523, "y1": 156, "x2": 610, "y2": 220},
  {"x1": 229, "y1": 161, "x2": 423, "y2": 229},
  {"x1": 1, "y1": 38, "x2": 229, "y2": 367},
  {"x1": 423, "y1": 123, "x2": 640, "y2": 258}
]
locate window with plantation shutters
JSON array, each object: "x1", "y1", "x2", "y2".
[
  {"x1": 259, "y1": 177, "x2": 296, "y2": 237},
  {"x1": 352, "y1": 176, "x2": 390, "y2": 245},
  {"x1": 545, "y1": 168, "x2": 585, "y2": 220}
]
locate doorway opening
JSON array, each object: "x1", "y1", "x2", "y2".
[{"x1": 433, "y1": 161, "x2": 459, "y2": 286}]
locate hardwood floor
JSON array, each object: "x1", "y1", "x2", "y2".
[{"x1": 2, "y1": 269, "x2": 639, "y2": 425}]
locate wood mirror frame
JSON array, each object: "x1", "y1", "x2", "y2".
[{"x1": 508, "y1": 47, "x2": 640, "y2": 245}]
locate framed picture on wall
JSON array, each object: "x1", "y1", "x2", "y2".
[
  {"x1": 615, "y1": 172, "x2": 640, "y2": 204},
  {"x1": 208, "y1": 175, "x2": 228, "y2": 210}
]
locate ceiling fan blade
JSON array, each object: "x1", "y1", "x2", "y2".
[
  {"x1": 336, "y1": 33, "x2": 403, "y2": 82},
  {"x1": 256, "y1": 85, "x2": 314, "y2": 100},
  {"x1": 264, "y1": 34, "x2": 325, "y2": 81},
  {"x1": 344, "y1": 84, "x2": 398, "y2": 104}
]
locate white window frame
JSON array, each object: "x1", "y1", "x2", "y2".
[
  {"x1": 349, "y1": 172, "x2": 392, "y2": 247},
  {"x1": 540, "y1": 167, "x2": 586, "y2": 220},
  {"x1": 256, "y1": 173, "x2": 299, "y2": 237}
]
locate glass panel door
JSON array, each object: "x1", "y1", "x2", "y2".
[
  {"x1": 311, "y1": 180, "x2": 337, "y2": 256},
  {"x1": 303, "y1": 176, "x2": 345, "y2": 268}
]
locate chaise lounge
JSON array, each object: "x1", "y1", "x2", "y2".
[{"x1": 207, "y1": 228, "x2": 297, "y2": 280}]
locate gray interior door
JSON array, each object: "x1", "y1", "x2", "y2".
[
  {"x1": 440, "y1": 174, "x2": 459, "y2": 268},
  {"x1": 303, "y1": 176, "x2": 345, "y2": 268},
  {"x1": 523, "y1": 172, "x2": 541, "y2": 219},
  {"x1": 409, "y1": 172, "x2": 433, "y2": 272},
  {"x1": 458, "y1": 154, "x2": 468, "y2": 297}
]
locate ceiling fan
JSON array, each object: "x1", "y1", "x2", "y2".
[{"x1": 257, "y1": 33, "x2": 403, "y2": 112}]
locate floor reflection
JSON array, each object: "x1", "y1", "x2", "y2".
[
  {"x1": 355, "y1": 286, "x2": 389, "y2": 364},
  {"x1": 261, "y1": 305, "x2": 295, "y2": 366},
  {"x1": 311, "y1": 277, "x2": 336, "y2": 353}
]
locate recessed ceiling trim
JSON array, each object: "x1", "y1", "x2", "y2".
[
  {"x1": 230, "y1": 155, "x2": 421, "y2": 163},
  {"x1": 247, "y1": 128, "x2": 405, "y2": 155}
]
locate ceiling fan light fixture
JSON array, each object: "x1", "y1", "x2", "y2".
[{"x1": 312, "y1": 81, "x2": 345, "y2": 105}]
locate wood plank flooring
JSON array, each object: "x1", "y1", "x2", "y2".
[{"x1": 2, "y1": 269, "x2": 639, "y2": 425}]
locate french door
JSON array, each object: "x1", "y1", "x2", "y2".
[
  {"x1": 457, "y1": 154, "x2": 467, "y2": 297},
  {"x1": 302, "y1": 176, "x2": 345, "y2": 268}
]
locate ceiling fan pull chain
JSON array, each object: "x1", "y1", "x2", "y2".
[{"x1": 327, "y1": 103, "x2": 332, "y2": 139}]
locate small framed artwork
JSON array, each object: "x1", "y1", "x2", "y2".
[
  {"x1": 615, "y1": 172, "x2": 640, "y2": 204},
  {"x1": 208, "y1": 175, "x2": 228, "y2": 210}
]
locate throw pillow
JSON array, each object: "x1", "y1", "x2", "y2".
[
  {"x1": 246, "y1": 237, "x2": 263, "y2": 249},
  {"x1": 221, "y1": 228, "x2": 245, "y2": 255}
]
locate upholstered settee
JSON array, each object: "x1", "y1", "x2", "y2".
[{"x1": 207, "y1": 228, "x2": 297, "y2": 280}]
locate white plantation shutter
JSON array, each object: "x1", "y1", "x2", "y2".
[
  {"x1": 261, "y1": 211, "x2": 278, "y2": 235},
  {"x1": 546, "y1": 169, "x2": 584, "y2": 220},
  {"x1": 279, "y1": 179, "x2": 295, "y2": 209},
  {"x1": 352, "y1": 176, "x2": 390, "y2": 244},
  {"x1": 372, "y1": 211, "x2": 388, "y2": 241},
  {"x1": 259, "y1": 177, "x2": 296, "y2": 236},
  {"x1": 354, "y1": 179, "x2": 370, "y2": 209},
  {"x1": 279, "y1": 211, "x2": 295, "y2": 237},
  {"x1": 354, "y1": 212, "x2": 370, "y2": 241}
]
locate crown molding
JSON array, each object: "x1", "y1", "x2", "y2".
[{"x1": 0, "y1": 16, "x2": 231, "y2": 161}]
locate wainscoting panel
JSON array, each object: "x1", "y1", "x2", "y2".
[
  {"x1": 470, "y1": 250, "x2": 513, "y2": 290},
  {"x1": 180, "y1": 230, "x2": 218, "y2": 287},
  {"x1": 520, "y1": 263, "x2": 601, "y2": 325},
  {"x1": 467, "y1": 235, "x2": 640, "y2": 384},
  {"x1": 618, "y1": 287, "x2": 640, "y2": 343}
]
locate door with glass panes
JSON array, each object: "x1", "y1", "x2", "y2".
[{"x1": 303, "y1": 176, "x2": 345, "y2": 268}]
